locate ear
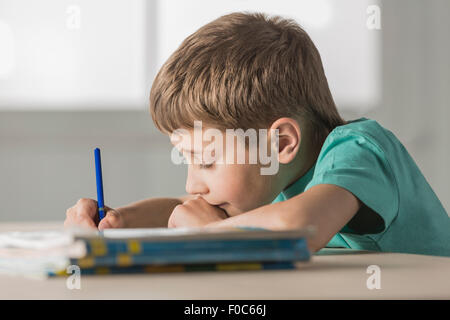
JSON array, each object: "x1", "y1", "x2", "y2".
[{"x1": 269, "y1": 117, "x2": 301, "y2": 165}]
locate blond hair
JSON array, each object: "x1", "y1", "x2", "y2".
[{"x1": 150, "y1": 12, "x2": 344, "y2": 144}]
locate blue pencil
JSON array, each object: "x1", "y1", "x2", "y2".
[{"x1": 94, "y1": 148, "x2": 105, "y2": 221}]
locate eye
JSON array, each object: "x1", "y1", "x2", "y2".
[{"x1": 199, "y1": 163, "x2": 214, "y2": 169}]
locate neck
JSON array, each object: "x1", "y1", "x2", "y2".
[{"x1": 282, "y1": 135, "x2": 321, "y2": 191}]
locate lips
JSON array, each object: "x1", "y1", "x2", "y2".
[{"x1": 217, "y1": 203, "x2": 230, "y2": 217}]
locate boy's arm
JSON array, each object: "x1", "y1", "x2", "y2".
[
  {"x1": 116, "y1": 194, "x2": 196, "y2": 228},
  {"x1": 65, "y1": 195, "x2": 197, "y2": 230},
  {"x1": 205, "y1": 184, "x2": 361, "y2": 253}
]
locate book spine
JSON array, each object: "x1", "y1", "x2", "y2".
[
  {"x1": 85, "y1": 238, "x2": 304, "y2": 256},
  {"x1": 48, "y1": 261, "x2": 296, "y2": 276},
  {"x1": 71, "y1": 243, "x2": 310, "y2": 268}
]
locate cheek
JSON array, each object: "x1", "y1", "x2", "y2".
[
  {"x1": 240, "y1": 167, "x2": 279, "y2": 210},
  {"x1": 213, "y1": 167, "x2": 247, "y2": 198},
  {"x1": 215, "y1": 165, "x2": 271, "y2": 211},
  {"x1": 205, "y1": 165, "x2": 247, "y2": 202}
]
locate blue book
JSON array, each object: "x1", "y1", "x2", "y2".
[
  {"x1": 71, "y1": 239, "x2": 310, "y2": 267},
  {"x1": 82, "y1": 238, "x2": 305, "y2": 256},
  {"x1": 48, "y1": 261, "x2": 297, "y2": 277},
  {"x1": 70, "y1": 226, "x2": 314, "y2": 268}
]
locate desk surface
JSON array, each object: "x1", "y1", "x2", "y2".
[{"x1": 0, "y1": 222, "x2": 449, "y2": 299}]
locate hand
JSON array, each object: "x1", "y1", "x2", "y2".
[
  {"x1": 168, "y1": 196, "x2": 229, "y2": 228},
  {"x1": 64, "y1": 198, "x2": 125, "y2": 230}
]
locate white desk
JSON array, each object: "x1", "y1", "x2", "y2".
[{"x1": 0, "y1": 222, "x2": 449, "y2": 299}]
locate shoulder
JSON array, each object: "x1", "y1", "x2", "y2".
[
  {"x1": 315, "y1": 118, "x2": 398, "y2": 166},
  {"x1": 312, "y1": 118, "x2": 398, "y2": 189},
  {"x1": 329, "y1": 118, "x2": 388, "y2": 143},
  {"x1": 324, "y1": 118, "x2": 397, "y2": 152}
]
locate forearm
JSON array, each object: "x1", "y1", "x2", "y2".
[
  {"x1": 206, "y1": 184, "x2": 361, "y2": 253},
  {"x1": 205, "y1": 200, "x2": 325, "y2": 253},
  {"x1": 204, "y1": 199, "x2": 321, "y2": 252},
  {"x1": 116, "y1": 197, "x2": 184, "y2": 228},
  {"x1": 205, "y1": 200, "x2": 304, "y2": 231}
]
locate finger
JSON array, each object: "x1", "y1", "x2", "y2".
[
  {"x1": 168, "y1": 206, "x2": 184, "y2": 228},
  {"x1": 78, "y1": 219, "x2": 98, "y2": 230},
  {"x1": 65, "y1": 215, "x2": 97, "y2": 230},
  {"x1": 98, "y1": 209, "x2": 123, "y2": 230},
  {"x1": 64, "y1": 207, "x2": 96, "y2": 229},
  {"x1": 167, "y1": 219, "x2": 176, "y2": 228},
  {"x1": 76, "y1": 198, "x2": 98, "y2": 218}
]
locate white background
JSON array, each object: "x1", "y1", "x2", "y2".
[{"x1": 0, "y1": 0, "x2": 379, "y2": 111}]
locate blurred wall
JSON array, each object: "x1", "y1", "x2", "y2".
[
  {"x1": 364, "y1": 0, "x2": 450, "y2": 215},
  {"x1": 0, "y1": 111, "x2": 188, "y2": 222},
  {"x1": 0, "y1": 0, "x2": 449, "y2": 222}
]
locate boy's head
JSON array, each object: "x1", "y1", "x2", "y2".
[{"x1": 150, "y1": 12, "x2": 344, "y2": 216}]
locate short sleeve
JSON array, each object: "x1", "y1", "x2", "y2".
[
  {"x1": 271, "y1": 193, "x2": 286, "y2": 204},
  {"x1": 306, "y1": 129, "x2": 399, "y2": 236}
]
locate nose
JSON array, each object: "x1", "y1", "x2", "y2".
[{"x1": 185, "y1": 166, "x2": 209, "y2": 195}]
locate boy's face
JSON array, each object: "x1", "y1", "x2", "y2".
[{"x1": 170, "y1": 127, "x2": 282, "y2": 217}]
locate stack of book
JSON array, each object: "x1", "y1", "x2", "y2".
[
  {"x1": 0, "y1": 226, "x2": 314, "y2": 277},
  {"x1": 51, "y1": 226, "x2": 314, "y2": 276}
]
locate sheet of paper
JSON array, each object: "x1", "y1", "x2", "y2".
[{"x1": 0, "y1": 230, "x2": 72, "y2": 249}]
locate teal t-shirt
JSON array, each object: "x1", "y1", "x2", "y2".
[{"x1": 272, "y1": 118, "x2": 450, "y2": 257}]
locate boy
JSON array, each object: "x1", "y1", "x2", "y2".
[{"x1": 64, "y1": 12, "x2": 450, "y2": 256}]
